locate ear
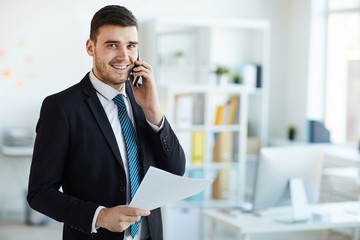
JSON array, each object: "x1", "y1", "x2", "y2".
[{"x1": 86, "y1": 39, "x2": 95, "y2": 56}]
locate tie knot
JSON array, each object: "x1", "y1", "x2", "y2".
[{"x1": 113, "y1": 94, "x2": 126, "y2": 108}]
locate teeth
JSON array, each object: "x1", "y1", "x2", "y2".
[{"x1": 112, "y1": 65, "x2": 127, "y2": 70}]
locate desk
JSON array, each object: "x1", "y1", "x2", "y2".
[
  {"x1": 203, "y1": 202, "x2": 360, "y2": 240},
  {"x1": 0, "y1": 144, "x2": 33, "y2": 217},
  {"x1": 322, "y1": 167, "x2": 360, "y2": 202},
  {"x1": 324, "y1": 145, "x2": 360, "y2": 167}
]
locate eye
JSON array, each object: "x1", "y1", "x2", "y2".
[
  {"x1": 108, "y1": 44, "x2": 117, "y2": 48},
  {"x1": 128, "y1": 44, "x2": 136, "y2": 49}
]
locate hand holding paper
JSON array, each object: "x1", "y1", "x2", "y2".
[{"x1": 129, "y1": 167, "x2": 213, "y2": 210}]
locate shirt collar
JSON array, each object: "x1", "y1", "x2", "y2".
[{"x1": 89, "y1": 70, "x2": 127, "y2": 100}]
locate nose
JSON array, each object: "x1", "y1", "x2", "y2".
[{"x1": 115, "y1": 46, "x2": 128, "y2": 59}]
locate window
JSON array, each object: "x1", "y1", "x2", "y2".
[
  {"x1": 325, "y1": 4, "x2": 360, "y2": 143},
  {"x1": 328, "y1": 0, "x2": 360, "y2": 10}
]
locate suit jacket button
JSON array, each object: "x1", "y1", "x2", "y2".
[{"x1": 120, "y1": 186, "x2": 126, "y2": 192}]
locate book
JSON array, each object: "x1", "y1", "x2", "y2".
[
  {"x1": 214, "y1": 105, "x2": 226, "y2": 125},
  {"x1": 176, "y1": 132, "x2": 192, "y2": 166},
  {"x1": 213, "y1": 132, "x2": 233, "y2": 163},
  {"x1": 226, "y1": 97, "x2": 239, "y2": 125},
  {"x1": 212, "y1": 169, "x2": 230, "y2": 200},
  {"x1": 192, "y1": 94, "x2": 205, "y2": 125},
  {"x1": 192, "y1": 131, "x2": 205, "y2": 165},
  {"x1": 214, "y1": 97, "x2": 239, "y2": 125},
  {"x1": 242, "y1": 63, "x2": 262, "y2": 88},
  {"x1": 212, "y1": 132, "x2": 233, "y2": 200},
  {"x1": 175, "y1": 94, "x2": 193, "y2": 127}
]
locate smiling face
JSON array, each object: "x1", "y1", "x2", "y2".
[{"x1": 86, "y1": 25, "x2": 138, "y2": 91}]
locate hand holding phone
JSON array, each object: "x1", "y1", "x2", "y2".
[
  {"x1": 132, "y1": 50, "x2": 141, "y2": 87},
  {"x1": 129, "y1": 54, "x2": 163, "y2": 126}
]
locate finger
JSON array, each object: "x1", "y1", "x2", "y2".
[
  {"x1": 133, "y1": 69, "x2": 151, "y2": 79},
  {"x1": 120, "y1": 206, "x2": 150, "y2": 215},
  {"x1": 127, "y1": 208, "x2": 151, "y2": 217},
  {"x1": 139, "y1": 210, "x2": 151, "y2": 216},
  {"x1": 133, "y1": 70, "x2": 152, "y2": 83},
  {"x1": 128, "y1": 74, "x2": 134, "y2": 83},
  {"x1": 135, "y1": 60, "x2": 152, "y2": 71},
  {"x1": 133, "y1": 64, "x2": 151, "y2": 74},
  {"x1": 121, "y1": 215, "x2": 142, "y2": 223}
]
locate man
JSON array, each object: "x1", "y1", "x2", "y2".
[{"x1": 27, "y1": 5, "x2": 186, "y2": 240}]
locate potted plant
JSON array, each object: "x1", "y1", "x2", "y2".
[
  {"x1": 288, "y1": 126, "x2": 296, "y2": 141},
  {"x1": 232, "y1": 74, "x2": 242, "y2": 84},
  {"x1": 215, "y1": 66, "x2": 230, "y2": 85},
  {"x1": 174, "y1": 51, "x2": 185, "y2": 64}
]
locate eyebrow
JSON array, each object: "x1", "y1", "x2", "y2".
[
  {"x1": 105, "y1": 40, "x2": 119, "y2": 44},
  {"x1": 104, "y1": 40, "x2": 138, "y2": 45}
]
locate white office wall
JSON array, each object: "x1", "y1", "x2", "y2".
[
  {"x1": 284, "y1": 0, "x2": 312, "y2": 141},
  {"x1": 0, "y1": 0, "x2": 310, "y2": 140},
  {"x1": 0, "y1": 0, "x2": 312, "y2": 213},
  {"x1": 0, "y1": 0, "x2": 92, "y2": 130}
]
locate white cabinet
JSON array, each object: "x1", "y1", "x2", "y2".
[
  {"x1": 139, "y1": 18, "x2": 271, "y2": 86},
  {"x1": 158, "y1": 84, "x2": 266, "y2": 201},
  {"x1": 139, "y1": 18, "x2": 270, "y2": 239}
]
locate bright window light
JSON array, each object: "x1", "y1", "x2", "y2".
[
  {"x1": 328, "y1": 0, "x2": 360, "y2": 10},
  {"x1": 325, "y1": 12, "x2": 360, "y2": 143}
]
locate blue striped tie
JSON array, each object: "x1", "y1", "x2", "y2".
[{"x1": 113, "y1": 94, "x2": 141, "y2": 238}]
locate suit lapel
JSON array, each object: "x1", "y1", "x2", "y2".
[{"x1": 81, "y1": 74, "x2": 124, "y2": 170}]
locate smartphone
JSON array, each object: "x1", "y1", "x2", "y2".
[{"x1": 132, "y1": 50, "x2": 141, "y2": 87}]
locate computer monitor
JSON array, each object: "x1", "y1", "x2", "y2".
[{"x1": 252, "y1": 145, "x2": 323, "y2": 211}]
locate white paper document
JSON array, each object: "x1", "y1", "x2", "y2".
[{"x1": 129, "y1": 166, "x2": 213, "y2": 210}]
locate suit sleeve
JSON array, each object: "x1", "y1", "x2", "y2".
[
  {"x1": 27, "y1": 96, "x2": 98, "y2": 235},
  {"x1": 147, "y1": 116, "x2": 186, "y2": 176}
]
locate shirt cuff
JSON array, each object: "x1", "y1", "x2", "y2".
[
  {"x1": 91, "y1": 206, "x2": 105, "y2": 233},
  {"x1": 146, "y1": 115, "x2": 164, "y2": 132}
]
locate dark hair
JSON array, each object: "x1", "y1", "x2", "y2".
[{"x1": 90, "y1": 5, "x2": 138, "y2": 41}]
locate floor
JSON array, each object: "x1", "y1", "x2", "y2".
[
  {"x1": 0, "y1": 217, "x2": 352, "y2": 240},
  {"x1": 0, "y1": 218, "x2": 62, "y2": 240}
]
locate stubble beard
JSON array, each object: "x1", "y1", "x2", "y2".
[{"x1": 93, "y1": 55, "x2": 130, "y2": 89}]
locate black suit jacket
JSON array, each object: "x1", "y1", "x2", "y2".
[{"x1": 27, "y1": 73, "x2": 186, "y2": 240}]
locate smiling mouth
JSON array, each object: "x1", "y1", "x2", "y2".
[{"x1": 111, "y1": 64, "x2": 128, "y2": 70}]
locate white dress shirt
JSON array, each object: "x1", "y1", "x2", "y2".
[{"x1": 88, "y1": 71, "x2": 163, "y2": 240}]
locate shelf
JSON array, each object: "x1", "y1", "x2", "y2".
[
  {"x1": 186, "y1": 155, "x2": 259, "y2": 170},
  {"x1": 140, "y1": 17, "x2": 270, "y2": 240},
  {"x1": 1, "y1": 145, "x2": 33, "y2": 157},
  {"x1": 168, "y1": 199, "x2": 243, "y2": 209},
  {"x1": 173, "y1": 125, "x2": 207, "y2": 132},
  {"x1": 209, "y1": 125, "x2": 243, "y2": 132},
  {"x1": 186, "y1": 162, "x2": 238, "y2": 170},
  {"x1": 158, "y1": 64, "x2": 210, "y2": 72},
  {"x1": 173, "y1": 124, "x2": 244, "y2": 133},
  {"x1": 159, "y1": 83, "x2": 264, "y2": 94}
]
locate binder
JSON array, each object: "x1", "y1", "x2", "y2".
[
  {"x1": 214, "y1": 105, "x2": 226, "y2": 125},
  {"x1": 212, "y1": 132, "x2": 233, "y2": 200},
  {"x1": 192, "y1": 131, "x2": 205, "y2": 164},
  {"x1": 226, "y1": 97, "x2": 239, "y2": 125},
  {"x1": 242, "y1": 64, "x2": 262, "y2": 88},
  {"x1": 175, "y1": 94, "x2": 193, "y2": 127},
  {"x1": 215, "y1": 97, "x2": 239, "y2": 125},
  {"x1": 212, "y1": 169, "x2": 230, "y2": 200},
  {"x1": 213, "y1": 132, "x2": 233, "y2": 163}
]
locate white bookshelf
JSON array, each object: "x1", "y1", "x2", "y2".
[{"x1": 139, "y1": 18, "x2": 271, "y2": 240}]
